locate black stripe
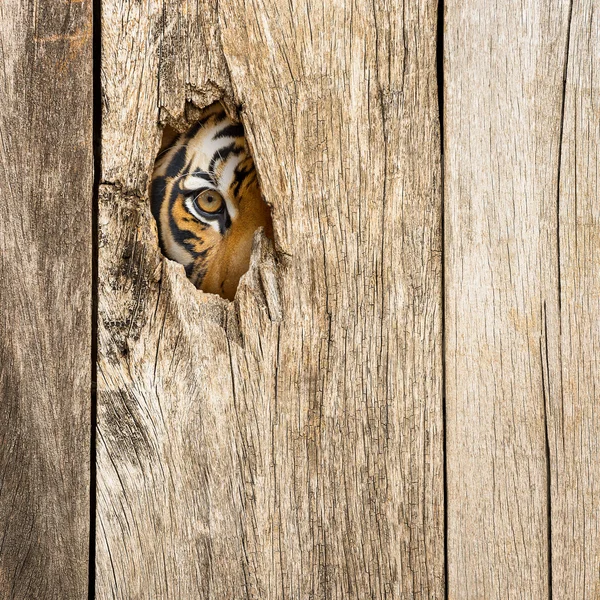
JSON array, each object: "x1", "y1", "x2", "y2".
[
  {"x1": 150, "y1": 175, "x2": 168, "y2": 244},
  {"x1": 188, "y1": 171, "x2": 214, "y2": 184},
  {"x1": 222, "y1": 210, "x2": 232, "y2": 234},
  {"x1": 213, "y1": 124, "x2": 244, "y2": 139},
  {"x1": 208, "y1": 142, "x2": 243, "y2": 175},
  {"x1": 171, "y1": 224, "x2": 209, "y2": 257},
  {"x1": 185, "y1": 122, "x2": 204, "y2": 140},
  {"x1": 185, "y1": 106, "x2": 227, "y2": 139},
  {"x1": 188, "y1": 185, "x2": 212, "y2": 196},
  {"x1": 231, "y1": 164, "x2": 255, "y2": 199},
  {"x1": 164, "y1": 143, "x2": 188, "y2": 178}
]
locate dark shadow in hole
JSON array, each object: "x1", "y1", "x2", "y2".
[{"x1": 158, "y1": 124, "x2": 179, "y2": 156}]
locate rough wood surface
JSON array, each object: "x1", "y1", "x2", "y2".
[
  {"x1": 97, "y1": 0, "x2": 443, "y2": 598},
  {"x1": 445, "y1": 1, "x2": 572, "y2": 598},
  {"x1": 552, "y1": 3, "x2": 600, "y2": 598},
  {"x1": 0, "y1": 0, "x2": 93, "y2": 598}
]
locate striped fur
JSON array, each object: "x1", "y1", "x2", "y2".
[{"x1": 150, "y1": 103, "x2": 272, "y2": 300}]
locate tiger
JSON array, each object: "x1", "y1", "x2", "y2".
[{"x1": 150, "y1": 102, "x2": 273, "y2": 301}]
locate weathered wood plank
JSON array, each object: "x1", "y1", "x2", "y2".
[
  {"x1": 97, "y1": 2, "x2": 246, "y2": 597},
  {"x1": 445, "y1": 1, "x2": 571, "y2": 597},
  {"x1": 552, "y1": 3, "x2": 600, "y2": 598},
  {"x1": 97, "y1": 0, "x2": 443, "y2": 597},
  {"x1": 0, "y1": 0, "x2": 93, "y2": 598},
  {"x1": 218, "y1": 0, "x2": 444, "y2": 596}
]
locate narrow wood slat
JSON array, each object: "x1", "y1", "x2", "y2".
[
  {"x1": 552, "y1": 3, "x2": 600, "y2": 598},
  {"x1": 96, "y1": 3, "x2": 242, "y2": 597},
  {"x1": 0, "y1": 0, "x2": 93, "y2": 598},
  {"x1": 445, "y1": 1, "x2": 571, "y2": 597},
  {"x1": 97, "y1": 0, "x2": 443, "y2": 597}
]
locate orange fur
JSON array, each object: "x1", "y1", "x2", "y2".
[{"x1": 201, "y1": 178, "x2": 272, "y2": 300}]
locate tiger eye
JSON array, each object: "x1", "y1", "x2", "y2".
[{"x1": 196, "y1": 189, "x2": 223, "y2": 214}]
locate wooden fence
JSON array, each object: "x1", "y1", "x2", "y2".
[{"x1": 0, "y1": 0, "x2": 598, "y2": 598}]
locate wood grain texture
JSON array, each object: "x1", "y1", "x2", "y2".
[
  {"x1": 552, "y1": 2, "x2": 600, "y2": 598},
  {"x1": 97, "y1": 0, "x2": 443, "y2": 597},
  {"x1": 0, "y1": 0, "x2": 93, "y2": 598},
  {"x1": 445, "y1": 0, "x2": 571, "y2": 598}
]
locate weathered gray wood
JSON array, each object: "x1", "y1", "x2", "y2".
[
  {"x1": 552, "y1": 3, "x2": 600, "y2": 598},
  {"x1": 0, "y1": 0, "x2": 93, "y2": 598},
  {"x1": 97, "y1": 0, "x2": 443, "y2": 598},
  {"x1": 445, "y1": 1, "x2": 571, "y2": 598}
]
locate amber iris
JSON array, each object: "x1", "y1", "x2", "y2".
[{"x1": 196, "y1": 190, "x2": 223, "y2": 214}]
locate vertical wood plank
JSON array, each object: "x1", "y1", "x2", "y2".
[
  {"x1": 0, "y1": 0, "x2": 93, "y2": 598},
  {"x1": 219, "y1": 0, "x2": 444, "y2": 595},
  {"x1": 553, "y1": 3, "x2": 600, "y2": 598},
  {"x1": 97, "y1": 0, "x2": 443, "y2": 598},
  {"x1": 97, "y1": 2, "x2": 246, "y2": 597},
  {"x1": 445, "y1": 0, "x2": 570, "y2": 597}
]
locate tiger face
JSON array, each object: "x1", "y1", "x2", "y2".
[{"x1": 150, "y1": 103, "x2": 273, "y2": 301}]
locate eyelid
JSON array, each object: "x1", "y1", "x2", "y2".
[{"x1": 188, "y1": 185, "x2": 213, "y2": 196}]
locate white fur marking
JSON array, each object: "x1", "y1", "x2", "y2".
[{"x1": 185, "y1": 198, "x2": 221, "y2": 233}]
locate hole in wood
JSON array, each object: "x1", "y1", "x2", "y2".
[{"x1": 150, "y1": 102, "x2": 273, "y2": 301}]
